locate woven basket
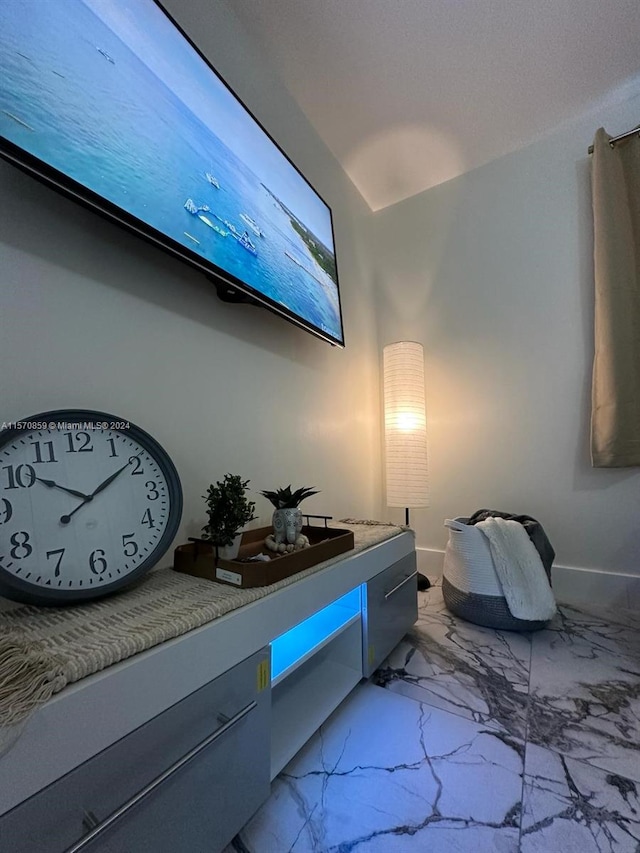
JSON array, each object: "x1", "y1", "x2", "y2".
[{"x1": 442, "y1": 517, "x2": 550, "y2": 631}]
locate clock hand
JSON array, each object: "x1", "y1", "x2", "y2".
[
  {"x1": 36, "y1": 477, "x2": 92, "y2": 501},
  {"x1": 60, "y1": 496, "x2": 93, "y2": 524},
  {"x1": 89, "y1": 459, "x2": 133, "y2": 498},
  {"x1": 60, "y1": 455, "x2": 141, "y2": 524}
]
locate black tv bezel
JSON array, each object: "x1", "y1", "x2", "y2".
[{"x1": 0, "y1": 0, "x2": 345, "y2": 348}]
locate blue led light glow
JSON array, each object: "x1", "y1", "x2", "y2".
[{"x1": 271, "y1": 587, "x2": 362, "y2": 683}]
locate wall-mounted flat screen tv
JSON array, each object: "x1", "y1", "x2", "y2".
[{"x1": 0, "y1": 0, "x2": 345, "y2": 346}]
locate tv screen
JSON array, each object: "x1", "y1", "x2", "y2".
[{"x1": 0, "y1": 0, "x2": 345, "y2": 346}]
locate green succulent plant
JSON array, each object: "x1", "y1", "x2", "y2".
[
  {"x1": 202, "y1": 474, "x2": 257, "y2": 546},
  {"x1": 260, "y1": 484, "x2": 320, "y2": 509}
]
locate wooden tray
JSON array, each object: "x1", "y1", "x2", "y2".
[{"x1": 173, "y1": 525, "x2": 355, "y2": 588}]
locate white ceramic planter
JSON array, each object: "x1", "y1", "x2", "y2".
[{"x1": 216, "y1": 532, "x2": 243, "y2": 561}]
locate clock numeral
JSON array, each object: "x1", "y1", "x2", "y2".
[
  {"x1": 145, "y1": 481, "x2": 159, "y2": 501},
  {"x1": 2, "y1": 463, "x2": 36, "y2": 490},
  {"x1": 122, "y1": 533, "x2": 138, "y2": 557},
  {"x1": 10, "y1": 531, "x2": 32, "y2": 560},
  {"x1": 141, "y1": 508, "x2": 156, "y2": 529},
  {"x1": 46, "y1": 548, "x2": 65, "y2": 577},
  {"x1": 107, "y1": 438, "x2": 119, "y2": 458},
  {"x1": 64, "y1": 432, "x2": 94, "y2": 453},
  {"x1": 129, "y1": 456, "x2": 143, "y2": 476},
  {"x1": 0, "y1": 498, "x2": 13, "y2": 524},
  {"x1": 31, "y1": 440, "x2": 57, "y2": 464},
  {"x1": 89, "y1": 549, "x2": 107, "y2": 575}
]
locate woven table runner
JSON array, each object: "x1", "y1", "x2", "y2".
[{"x1": 0, "y1": 521, "x2": 407, "y2": 740}]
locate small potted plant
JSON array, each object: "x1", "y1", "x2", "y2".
[
  {"x1": 260, "y1": 485, "x2": 320, "y2": 545},
  {"x1": 202, "y1": 474, "x2": 257, "y2": 560}
]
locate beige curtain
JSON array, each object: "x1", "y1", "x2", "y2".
[{"x1": 591, "y1": 126, "x2": 640, "y2": 467}]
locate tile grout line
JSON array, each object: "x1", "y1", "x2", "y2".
[{"x1": 517, "y1": 630, "x2": 535, "y2": 852}]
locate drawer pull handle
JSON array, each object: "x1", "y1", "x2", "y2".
[
  {"x1": 64, "y1": 699, "x2": 257, "y2": 852},
  {"x1": 384, "y1": 571, "x2": 418, "y2": 600}
]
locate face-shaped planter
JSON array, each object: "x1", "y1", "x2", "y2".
[{"x1": 272, "y1": 507, "x2": 303, "y2": 545}]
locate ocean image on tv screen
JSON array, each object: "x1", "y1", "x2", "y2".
[{"x1": 0, "y1": 0, "x2": 344, "y2": 344}]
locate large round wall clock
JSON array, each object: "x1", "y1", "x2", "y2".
[{"x1": 0, "y1": 410, "x2": 182, "y2": 606}]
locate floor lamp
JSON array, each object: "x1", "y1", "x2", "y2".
[{"x1": 383, "y1": 341, "x2": 430, "y2": 588}]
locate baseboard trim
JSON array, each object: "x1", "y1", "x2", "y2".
[
  {"x1": 416, "y1": 548, "x2": 444, "y2": 578},
  {"x1": 551, "y1": 564, "x2": 640, "y2": 611},
  {"x1": 416, "y1": 547, "x2": 640, "y2": 611}
]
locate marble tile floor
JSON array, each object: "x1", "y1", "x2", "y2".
[{"x1": 225, "y1": 582, "x2": 640, "y2": 853}]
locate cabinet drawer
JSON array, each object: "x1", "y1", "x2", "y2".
[
  {"x1": 0, "y1": 649, "x2": 270, "y2": 853},
  {"x1": 362, "y1": 553, "x2": 417, "y2": 677}
]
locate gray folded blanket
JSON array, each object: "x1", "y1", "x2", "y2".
[{"x1": 467, "y1": 509, "x2": 555, "y2": 577}]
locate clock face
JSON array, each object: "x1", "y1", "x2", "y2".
[{"x1": 0, "y1": 410, "x2": 182, "y2": 605}]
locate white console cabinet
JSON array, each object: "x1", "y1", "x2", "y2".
[
  {"x1": 270, "y1": 586, "x2": 363, "y2": 778},
  {"x1": 0, "y1": 530, "x2": 416, "y2": 853},
  {"x1": 363, "y1": 553, "x2": 418, "y2": 677},
  {"x1": 0, "y1": 649, "x2": 271, "y2": 853}
]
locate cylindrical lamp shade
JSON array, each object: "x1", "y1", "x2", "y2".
[{"x1": 383, "y1": 341, "x2": 429, "y2": 508}]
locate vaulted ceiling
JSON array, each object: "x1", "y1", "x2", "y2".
[{"x1": 229, "y1": 0, "x2": 640, "y2": 211}]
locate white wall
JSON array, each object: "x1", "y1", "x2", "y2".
[
  {"x1": 0, "y1": 0, "x2": 382, "y2": 573},
  {"x1": 5, "y1": 0, "x2": 639, "y2": 609},
  {"x1": 372, "y1": 83, "x2": 640, "y2": 606}
]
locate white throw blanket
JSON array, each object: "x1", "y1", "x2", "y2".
[{"x1": 476, "y1": 517, "x2": 556, "y2": 621}]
